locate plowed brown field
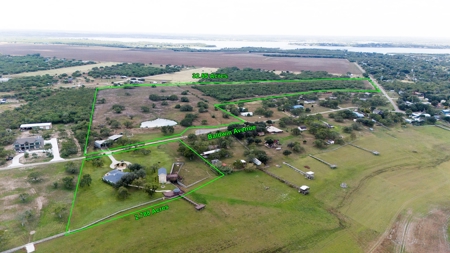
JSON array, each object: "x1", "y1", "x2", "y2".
[{"x1": 0, "y1": 43, "x2": 362, "y2": 74}]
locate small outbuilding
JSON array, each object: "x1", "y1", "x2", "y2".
[
  {"x1": 252, "y1": 158, "x2": 262, "y2": 166},
  {"x1": 266, "y1": 126, "x2": 283, "y2": 133},
  {"x1": 158, "y1": 168, "x2": 167, "y2": 184},
  {"x1": 299, "y1": 185, "x2": 310, "y2": 195},
  {"x1": 20, "y1": 123, "x2": 52, "y2": 130},
  {"x1": 240, "y1": 112, "x2": 253, "y2": 116}
]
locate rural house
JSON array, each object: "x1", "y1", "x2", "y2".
[
  {"x1": 102, "y1": 170, "x2": 128, "y2": 186},
  {"x1": 14, "y1": 136, "x2": 44, "y2": 151}
]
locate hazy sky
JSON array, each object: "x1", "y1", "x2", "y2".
[{"x1": 1, "y1": 0, "x2": 447, "y2": 38}]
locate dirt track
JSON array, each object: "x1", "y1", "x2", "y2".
[
  {"x1": 374, "y1": 209, "x2": 450, "y2": 253},
  {"x1": 0, "y1": 43, "x2": 362, "y2": 74}
]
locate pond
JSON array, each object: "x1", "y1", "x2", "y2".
[{"x1": 140, "y1": 118, "x2": 177, "y2": 128}]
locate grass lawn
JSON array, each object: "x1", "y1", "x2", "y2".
[{"x1": 37, "y1": 170, "x2": 351, "y2": 252}]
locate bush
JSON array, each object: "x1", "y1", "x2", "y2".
[
  {"x1": 117, "y1": 186, "x2": 130, "y2": 200},
  {"x1": 180, "y1": 105, "x2": 193, "y2": 111},
  {"x1": 112, "y1": 104, "x2": 125, "y2": 113},
  {"x1": 28, "y1": 172, "x2": 43, "y2": 183},
  {"x1": 62, "y1": 176, "x2": 75, "y2": 190}
]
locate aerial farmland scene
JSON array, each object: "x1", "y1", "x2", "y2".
[{"x1": 1, "y1": 1, "x2": 450, "y2": 253}]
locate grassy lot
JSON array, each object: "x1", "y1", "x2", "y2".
[
  {"x1": 37, "y1": 170, "x2": 352, "y2": 252},
  {"x1": 69, "y1": 141, "x2": 215, "y2": 230},
  {"x1": 0, "y1": 162, "x2": 80, "y2": 251}
]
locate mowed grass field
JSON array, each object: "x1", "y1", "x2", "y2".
[{"x1": 37, "y1": 170, "x2": 354, "y2": 253}]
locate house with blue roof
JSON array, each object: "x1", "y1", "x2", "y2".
[
  {"x1": 102, "y1": 170, "x2": 128, "y2": 186},
  {"x1": 292, "y1": 105, "x2": 304, "y2": 109},
  {"x1": 158, "y1": 168, "x2": 167, "y2": 184}
]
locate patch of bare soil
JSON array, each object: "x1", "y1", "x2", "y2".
[{"x1": 374, "y1": 209, "x2": 450, "y2": 253}]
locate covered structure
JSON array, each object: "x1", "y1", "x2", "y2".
[
  {"x1": 94, "y1": 134, "x2": 123, "y2": 149},
  {"x1": 166, "y1": 173, "x2": 180, "y2": 183},
  {"x1": 252, "y1": 158, "x2": 262, "y2": 166},
  {"x1": 158, "y1": 168, "x2": 167, "y2": 184},
  {"x1": 20, "y1": 123, "x2": 52, "y2": 130},
  {"x1": 163, "y1": 187, "x2": 183, "y2": 198},
  {"x1": 266, "y1": 126, "x2": 283, "y2": 133},
  {"x1": 299, "y1": 185, "x2": 310, "y2": 195},
  {"x1": 201, "y1": 149, "x2": 221, "y2": 158},
  {"x1": 240, "y1": 112, "x2": 253, "y2": 116}
]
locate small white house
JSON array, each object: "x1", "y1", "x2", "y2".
[{"x1": 158, "y1": 168, "x2": 167, "y2": 184}]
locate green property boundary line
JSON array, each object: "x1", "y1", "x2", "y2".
[
  {"x1": 84, "y1": 77, "x2": 379, "y2": 156},
  {"x1": 63, "y1": 77, "x2": 379, "y2": 236},
  {"x1": 65, "y1": 139, "x2": 224, "y2": 236}
]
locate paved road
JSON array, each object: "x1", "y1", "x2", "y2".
[
  {"x1": 370, "y1": 75, "x2": 403, "y2": 113},
  {"x1": 195, "y1": 127, "x2": 228, "y2": 135},
  {"x1": 1, "y1": 156, "x2": 84, "y2": 171}
]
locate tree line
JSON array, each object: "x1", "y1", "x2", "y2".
[
  {"x1": 0, "y1": 54, "x2": 95, "y2": 75},
  {"x1": 193, "y1": 80, "x2": 366, "y2": 101},
  {"x1": 88, "y1": 63, "x2": 182, "y2": 78},
  {"x1": 198, "y1": 67, "x2": 342, "y2": 82}
]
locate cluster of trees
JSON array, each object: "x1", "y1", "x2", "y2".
[
  {"x1": 0, "y1": 54, "x2": 94, "y2": 75},
  {"x1": 0, "y1": 88, "x2": 95, "y2": 155},
  {"x1": 193, "y1": 80, "x2": 365, "y2": 101},
  {"x1": 198, "y1": 67, "x2": 343, "y2": 83},
  {"x1": 197, "y1": 101, "x2": 209, "y2": 113},
  {"x1": 88, "y1": 63, "x2": 182, "y2": 78},
  {"x1": 112, "y1": 104, "x2": 125, "y2": 113},
  {"x1": 234, "y1": 48, "x2": 450, "y2": 103},
  {"x1": 60, "y1": 138, "x2": 78, "y2": 158},
  {"x1": 180, "y1": 113, "x2": 197, "y2": 127},
  {"x1": 149, "y1": 94, "x2": 179, "y2": 101},
  {"x1": 161, "y1": 125, "x2": 174, "y2": 135},
  {"x1": 0, "y1": 75, "x2": 56, "y2": 92},
  {"x1": 254, "y1": 107, "x2": 274, "y2": 117}
]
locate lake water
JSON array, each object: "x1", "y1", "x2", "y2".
[
  {"x1": 86, "y1": 37, "x2": 450, "y2": 54},
  {"x1": 140, "y1": 118, "x2": 177, "y2": 128}
]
